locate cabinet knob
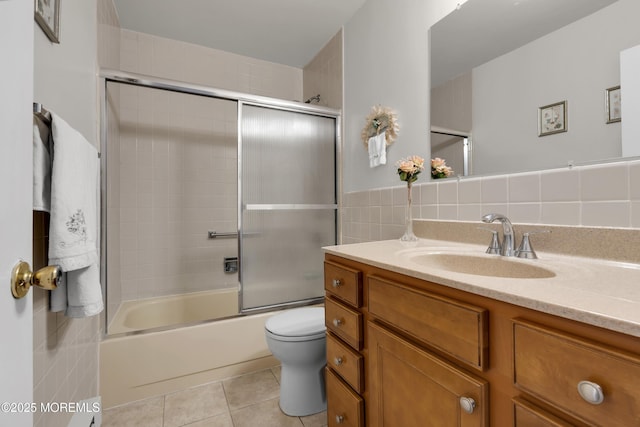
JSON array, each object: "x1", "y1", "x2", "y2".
[
  {"x1": 332, "y1": 318, "x2": 343, "y2": 327},
  {"x1": 459, "y1": 396, "x2": 476, "y2": 414},
  {"x1": 335, "y1": 414, "x2": 345, "y2": 424},
  {"x1": 332, "y1": 278, "x2": 342, "y2": 288},
  {"x1": 334, "y1": 357, "x2": 343, "y2": 366},
  {"x1": 577, "y1": 380, "x2": 604, "y2": 405}
]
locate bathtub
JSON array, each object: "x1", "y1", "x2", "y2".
[
  {"x1": 100, "y1": 290, "x2": 280, "y2": 408},
  {"x1": 107, "y1": 288, "x2": 240, "y2": 335}
]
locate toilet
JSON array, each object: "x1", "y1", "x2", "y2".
[{"x1": 264, "y1": 306, "x2": 327, "y2": 416}]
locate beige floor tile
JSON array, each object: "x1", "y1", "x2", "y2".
[
  {"x1": 300, "y1": 410, "x2": 328, "y2": 427},
  {"x1": 231, "y1": 398, "x2": 303, "y2": 427},
  {"x1": 222, "y1": 369, "x2": 280, "y2": 410},
  {"x1": 270, "y1": 365, "x2": 282, "y2": 383},
  {"x1": 181, "y1": 412, "x2": 234, "y2": 427},
  {"x1": 163, "y1": 382, "x2": 229, "y2": 427},
  {"x1": 101, "y1": 396, "x2": 164, "y2": 427}
]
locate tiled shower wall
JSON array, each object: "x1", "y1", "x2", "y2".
[
  {"x1": 303, "y1": 29, "x2": 343, "y2": 110},
  {"x1": 115, "y1": 88, "x2": 238, "y2": 302},
  {"x1": 342, "y1": 159, "x2": 640, "y2": 244}
]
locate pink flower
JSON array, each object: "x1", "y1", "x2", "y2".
[{"x1": 396, "y1": 155, "x2": 425, "y2": 183}]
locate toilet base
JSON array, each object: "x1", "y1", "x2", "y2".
[{"x1": 279, "y1": 363, "x2": 327, "y2": 416}]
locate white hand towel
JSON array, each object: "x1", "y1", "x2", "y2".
[
  {"x1": 48, "y1": 113, "x2": 103, "y2": 317},
  {"x1": 33, "y1": 116, "x2": 52, "y2": 212},
  {"x1": 368, "y1": 131, "x2": 387, "y2": 168}
]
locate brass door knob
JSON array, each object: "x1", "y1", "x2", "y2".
[{"x1": 11, "y1": 261, "x2": 62, "y2": 299}]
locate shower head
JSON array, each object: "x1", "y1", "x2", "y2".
[{"x1": 304, "y1": 94, "x2": 321, "y2": 104}]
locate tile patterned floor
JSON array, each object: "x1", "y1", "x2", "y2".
[{"x1": 102, "y1": 367, "x2": 328, "y2": 427}]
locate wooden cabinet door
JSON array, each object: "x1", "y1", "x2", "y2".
[{"x1": 368, "y1": 322, "x2": 488, "y2": 427}]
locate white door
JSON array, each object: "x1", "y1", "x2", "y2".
[{"x1": 0, "y1": 2, "x2": 35, "y2": 427}]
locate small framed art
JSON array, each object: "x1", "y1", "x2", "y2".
[
  {"x1": 35, "y1": 0, "x2": 61, "y2": 44},
  {"x1": 538, "y1": 101, "x2": 567, "y2": 137},
  {"x1": 605, "y1": 85, "x2": 621, "y2": 124}
]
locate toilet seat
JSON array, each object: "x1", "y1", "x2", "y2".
[{"x1": 265, "y1": 307, "x2": 326, "y2": 342}]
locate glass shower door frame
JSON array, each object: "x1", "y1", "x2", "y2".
[{"x1": 237, "y1": 100, "x2": 341, "y2": 314}]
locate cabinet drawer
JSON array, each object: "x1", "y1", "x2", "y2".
[
  {"x1": 326, "y1": 368, "x2": 364, "y2": 427},
  {"x1": 513, "y1": 319, "x2": 640, "y2": 427},
  {"x1": 513, "y1": 397, "x2": 573, "y2": 427},
  {"x1": 327, "y1": 332, "x2": 364, "y2": 393},
  {"x1": 324, "y1": 261, "x2": 362, "y2": 307},
  {"x1": 325, "y1": 297, "x2": 363, "y2": 350},
  {"x1": 368, "y1": 275, "x2": 489, "y2": 370}
]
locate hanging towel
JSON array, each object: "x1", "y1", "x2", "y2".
[
  {"x1": 33, "y1": 115, "x2": 52, "y2": 212},
  {"x1": 368, "y1": 131, "x2": 387, "y2": 168},
  {"x1": 46, "y1": 113, "x2": 103, "y2": 318}
]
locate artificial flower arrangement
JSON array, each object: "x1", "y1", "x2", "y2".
[
  {"x1": 396, "y1": 155, "x2": 425, "y2": 242},
  {"x1": 396, "y1": 155, "x2": 425, "y2": 184},
  {"x1": 431, "y1": 157, "x2": 454, "y2": 179}
]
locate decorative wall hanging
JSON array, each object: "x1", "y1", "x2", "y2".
[
  {"x1": 538, "y1": 101, "x2": 567, "y2": 137},
  {"x1": 361, "y1": 105, "x2": 399, "y2": 168},
  {"x1": 35, "y1": 0, "x2": 61, "y2": 43},
  {"x1": 605, "y1": 86, "x2": 621, "y2": 124}
]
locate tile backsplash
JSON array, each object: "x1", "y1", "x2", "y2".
[{"x1": 342, "y1": 159, "x2": 640, "y2": 244}]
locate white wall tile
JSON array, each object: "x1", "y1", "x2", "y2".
[
  {"x1": 458, "y1": 178, "x2": 482, "y2": 204},
  {"x1": 508, "y1": 203, "x2": 541, "y2": 224},
  {"x1": 481, "y1": 176, "x2": 508, "y2": 203},
  {"x1": 438, "y1": 180, "x2": 458, "y2": 204},
  {"x1": 580, "y1": 163, "x2": 629, "y2": 201},
  {"x1": 541, "y1": 202, "x2": 581, "y2": 225},
  {"x1": 509, "y1": 172, "x2": 540, "y2": 203},
  {"x1": 629, "y1": 161, "x2": 640, "y2": 200},
  {"x1": 541, "y1": 168, "x2": 580, "y2": 202},
  {"x1": 581, "y1": 201, "x2": 631, "y2": 227}
]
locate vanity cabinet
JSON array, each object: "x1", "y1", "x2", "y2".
[
  {"x1": 324, "y1": 260, "x2": 365, "y2": 427},
  {"x1": 513, "y1": 319, "x2": 640, "y2": 426},
  {"x1": 324, "y1": 253, "x2": 640, "y2": 427}
]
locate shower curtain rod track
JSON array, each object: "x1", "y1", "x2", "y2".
[{"x1": 99, "y1": 68, "x2": 341, "y2": 118}]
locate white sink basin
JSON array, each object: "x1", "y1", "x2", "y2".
[{"x1": 408, "y1": 252, "x2": 556, "y2": 279}]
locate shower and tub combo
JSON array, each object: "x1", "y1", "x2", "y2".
[{"x1": 99, "y1": 70, "x2": 339, "y2": 409}]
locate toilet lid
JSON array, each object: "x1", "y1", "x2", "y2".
[{"x1": 265, "y1": 307, "x2": 326, "y2": 337}]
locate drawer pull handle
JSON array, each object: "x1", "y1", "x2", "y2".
[
  {"x1": 332, "y1": 278, "x2": 342, "y2": 288},
  {"x1": 332, "y1": 318, "x2": 343, "y2": 327},
  {"x1": 335, "y1": 414, "x2": 345, "y2": 424},
  {"x1": 577, "y1": 380, "x2": 604, "y2": 405},
  {"x1": 459, "y1": 396, "x2": 476, "y2": 414},
  {"x1": 334, "y1": 357, "x2": 343, "y2": 366}
]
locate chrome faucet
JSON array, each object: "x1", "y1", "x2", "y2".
[{"x1": 481, "y1": 213, "x2": 516, "y2": 257}]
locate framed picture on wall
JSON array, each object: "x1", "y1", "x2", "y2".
[
  {"x1": 605, "y1": 85, "x2": 621, "y2": 123},
  {"x1": 538, "y1": 101, "x2": 567, "y2": 137},
  {"x1": 35, "y1": 0, "x2": 60, "y2": 44}
]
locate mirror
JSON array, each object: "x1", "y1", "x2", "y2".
[{"x1": 430, "y1": 0, "x2": 640, "y2": 177}]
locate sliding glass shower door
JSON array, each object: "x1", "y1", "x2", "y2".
[{"x1": 240, "y1": 104, "x2": 337, "y2": 311}]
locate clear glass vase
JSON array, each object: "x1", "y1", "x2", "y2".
[{"x1": 400, "y1": 182, "x2": 418, "y2": 241}]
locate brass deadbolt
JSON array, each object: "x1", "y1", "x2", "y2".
[{"x1": 11, "y1": 261, "x2": 62, "y2": 299}]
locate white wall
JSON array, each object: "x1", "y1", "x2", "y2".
[
  {"x1": 343, "y1": 0, "x2": 461, "y2": 193},
  {"x1": 472, "y1": 0, "x2": 640, "y2": 175},
  {"x1": 34, "y1": 0, "x2": 98, "y2": 145}
]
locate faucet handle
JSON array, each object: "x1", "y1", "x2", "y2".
[
  {"x1": 515, "y1": 230, "x2": 550, "y2": 259},
  {"x1": 477, "y1": 227, "x2": 501, "y2": 255}
]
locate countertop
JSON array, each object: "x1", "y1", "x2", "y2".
[{"x1": 324, "y1": 239, "x2": 640, "y2": 338}]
